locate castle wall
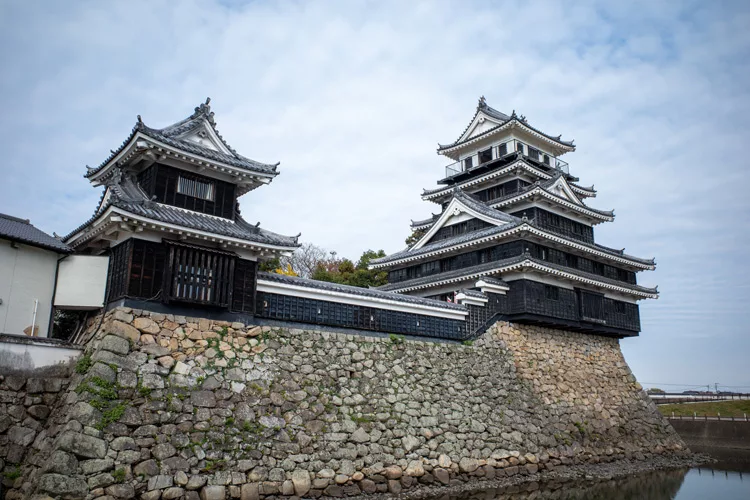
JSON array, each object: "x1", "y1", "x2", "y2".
[{"x1": 3, "y1": 307, "x2": 685, "y2": 499}]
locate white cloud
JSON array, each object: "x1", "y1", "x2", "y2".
[{"x1": 1, "y1": 0, "x2": 748, "y2": 388}]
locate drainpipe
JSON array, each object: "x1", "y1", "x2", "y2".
[{"x1": 30, "y1": 299, "x2": 38, "y2": 336}]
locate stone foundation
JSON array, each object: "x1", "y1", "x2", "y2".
[
  {"x1": 2, "y1": 307, "x2": 685, "y2": 499},
  {"x1": 0, "y1": 374, "x2": 70, "y2": 490}
]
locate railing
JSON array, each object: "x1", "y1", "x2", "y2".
[
  {"x1": 651, "y1": 392, "x2": 750, "y2": 405},
  {"x1": 443, "y1": 139, "x2": 569, "y2": 179},
  {"x1": 667, "y1": 413, "x2": 750, "y2": 422}
]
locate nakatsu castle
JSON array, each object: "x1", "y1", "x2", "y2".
[{"x1": 371, "y1": 97, "x2": 658, "y2": 338}]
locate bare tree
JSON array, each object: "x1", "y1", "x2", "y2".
[{"x1": 281, "y1": 242, "x2": 330, "y2": 278}]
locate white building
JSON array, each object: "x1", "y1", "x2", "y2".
[{"x1": 0, "y1": 213, "x2": 72, "y2": 337}]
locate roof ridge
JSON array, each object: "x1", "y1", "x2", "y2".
[
  {"x1": 0, "y1": 212, "x2": 31, "y2": 224},
  {"x1": 488, "y1": 182, "x2": 614, "y2": 217},
  {"x1": 85, "y1": 100, "x2": 280, "y2": 179},
  {"x1": 438, "y1": 98, "x2": 575, "y2": 152},
  {"x1": 1, "y1": 213, "x2": 71, "y2": 252}
]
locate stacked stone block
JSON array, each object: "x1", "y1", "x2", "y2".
[
  {"x1": 3, "y1": 307, "x2": 685, "y2": 499},
  {"x1": 1, "y1": 375, "x2": 70, "y2": 495}
]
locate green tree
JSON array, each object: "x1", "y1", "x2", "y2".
[
  {"x1": 258, "y1": 257, "x2": 281, "y2": 272},
  {"x1": 311, "y1": 250, "x2": 387, "y2": 288},
  {"x1": 405, "y1": 228, "x2": 427, "y2": 247}
]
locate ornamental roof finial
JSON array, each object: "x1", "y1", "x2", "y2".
[
  {"x1": 194, "y1": 97, "x2": 215, "y2": 124},
  {"x1": 478, "y1": 95, "x2": 486, "y2": 108},
  {"x1": 137, "y1": 115, "x2": 142, "y2": 124}
]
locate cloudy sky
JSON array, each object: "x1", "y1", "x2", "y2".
[{"x1": 1, "y1": 0, "x2": 749, "y2": 390}]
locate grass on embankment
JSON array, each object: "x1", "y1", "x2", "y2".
[{"x1": 658, "y1": 400, "x2": 750, "y2": 418}]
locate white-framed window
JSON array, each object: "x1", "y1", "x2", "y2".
[{"x1": 177, "y1": 176, "x2": 215, "y2": 201}]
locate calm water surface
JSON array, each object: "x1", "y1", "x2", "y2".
[{"x1": 431, "y1": 466, "x2": 749, "y2": 500}]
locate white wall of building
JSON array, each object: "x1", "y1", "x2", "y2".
[
  {"x1": 0, "y1": 239, "x2": 59, "y2": 337},
  {"x1": 55, "y1": 255, "x2": 109, "y2": 309},
  {"x1": 0, "y1": 337, "x2": 82, "y2": 373}
]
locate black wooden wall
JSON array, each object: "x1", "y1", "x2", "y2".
[
  {"x1": 509, "y1": 207, "x2": 594, "y2": 244},
  {"x1": 138, "y1": 164, "x2": 236, "y2": 219},
  {"x1": 388, "y1": 239, "x2": 637, "y2": 285},
  {"x1": 255, "y1": 292, "x2": 466, "y2": 340}
]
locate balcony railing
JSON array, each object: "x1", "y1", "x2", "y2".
[{"x1": 444, "y1": 139, "x2": 569, "y2": 179}]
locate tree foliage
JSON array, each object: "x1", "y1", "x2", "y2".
[
  {"x1": 258, "y1": 243, "x2": 387, "y2": 288},
  {"x1": 405, "y1": 228, "x2": 427, "y2": 247},
  {"x1": 283, "y1": 243, "x2": 330, "y2": 278},
  {"x1": 311, "y1": 249, "x2": 388, "y2": 288}
]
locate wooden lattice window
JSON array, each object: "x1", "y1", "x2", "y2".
[
  {"x1": 177, "y1": 176, "x2": 215, "y2": 201},
  {"x1": 164, "y1": 241, "x2": 235, "y2": 307}
]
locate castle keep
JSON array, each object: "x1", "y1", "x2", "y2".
[{"x1": 371, "y1": 97, "x2": 658, "y2": 338}]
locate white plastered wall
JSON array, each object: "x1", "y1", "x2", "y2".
[
  {"x1": 55, "y1": 255, "x2": 109, "y2": 309},
  {"x1": 0, "y1": 239, "x2": 59, "y2": 337}
]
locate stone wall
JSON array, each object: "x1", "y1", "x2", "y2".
[
  {"x1": 0, "y1": 374, "x2": 70, "y2": 492},
  {"x1": 4, "y1": 307, "x2": 685, "y2": 500}
]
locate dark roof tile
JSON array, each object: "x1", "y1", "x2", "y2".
[
  {"x1": 438, "y1": 99, "x2": 574, "y2": 151},
  {"x1": 0, "y1": 213, "x2": 71, "y2": 253},
  {"x1": 85, "y1": 99, "x2": 278, "y2": 179},
  {"x1": 378, "y1": 255, "x2": 658, "y2": 296},
  {"x1": 64, "y1": 177, "x2": 299, "y2": 249}
]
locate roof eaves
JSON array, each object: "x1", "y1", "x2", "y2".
[
  {"x1": 438, "y1": 108, "x2": 575, "y2": 153},
  {"x1": 257, "y1": 272, "x2": 467, "y2": 312},
  {"x1": 0, "y1": 213, "x2": 72, "y2": 253},
  {"x1": 372, "y1": 220, "x2": 655, "y2": 270},
  {"x1": 379, "y1": 255, "x2": 658, "y2": 297}
]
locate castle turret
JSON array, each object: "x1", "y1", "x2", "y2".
[{"x1": 65, "y1": 99, "x2": 300, "y2": 314}]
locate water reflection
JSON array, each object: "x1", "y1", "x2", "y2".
[{"x1": 428, "y1": 467, "x2": 749, "y2": 500}]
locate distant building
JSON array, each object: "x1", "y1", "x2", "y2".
[
  {"x1": 64, "y1": 98, "x2": 301, "y2": 315},
  {"x1": 0, "y1": 213, "x2": 72, "y2": 337},
  {"x1": 370, "y1": 97, "x2": 658, "y2": 338}
]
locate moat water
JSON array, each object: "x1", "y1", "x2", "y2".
[
  {"x1": 431, "y1": 467, "x2": 749, "y2": 500},
  {"x1": 432, "y1": 448, "x2": 750, "y2": 500}
]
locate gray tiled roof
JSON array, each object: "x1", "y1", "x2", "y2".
[
  {"x1": 438, "y1": 98, "x2": 575, "y2": 151},
  {"x1": 410, "y1": 214, "x2": 439, "y2": 228},
  {"x1": 85, "y1": 99, "x2": 278, "y2": 179},
  {"x1": 372, "y1": 204, "x2": 653, "y2": 267},
  {"x1": 378, "y1": 256, "x2": 527, "y2": 291},
  {"x1": 373, "y1": 224, "x2": 518, "y2": 265},
  {"x1": 257, "y1": 272, "x2": 467, "y2": 312},
  {"x1": 458, "y1": 288, "x2": 487, "y2": 299},
  {"x1": 487, "y1": 178, "x2": 615, "y2": 218},
  {"x1": 64, "y1": 177, "x2": 299, "y2": 249},
  {"x1": 378, "y1": 254, "x2": 658, "y2": 295},
  {"x1": 454, "y1": 189, "x2": 521, "y2": 223},
  {"x1": 411, "y1": 188, "x2": 521, "y2": 233},
  {"x1": 475, "y1": 276, "x2": 509, "y2": 287},
  {"x1": 0, "y1": 213, "x2": 71, "y2": 253}
]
